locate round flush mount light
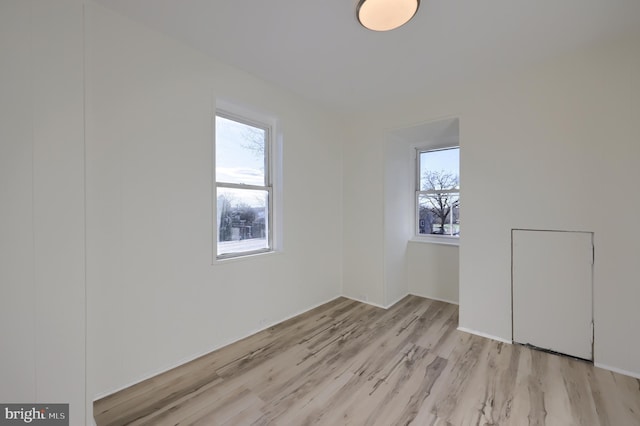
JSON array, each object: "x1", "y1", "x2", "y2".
[{"x1": 357, "y1": 0, "x2": 420, "y2": 32}]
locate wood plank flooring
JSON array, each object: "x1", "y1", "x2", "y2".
[{"x1": 94, "y1": 296, "x2": 640, "y2": 425}]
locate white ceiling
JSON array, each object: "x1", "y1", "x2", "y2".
[{"x1": 94, "y1": 0, "x2": 640, "y2": 115}]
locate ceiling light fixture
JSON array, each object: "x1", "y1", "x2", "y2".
[{"x1": 357, "y1": 0, "x2": 420, "y2": 32}]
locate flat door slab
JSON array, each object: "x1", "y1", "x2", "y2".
[{"x1": 512, "y1": 230, "x2": 593, "y2": 360}]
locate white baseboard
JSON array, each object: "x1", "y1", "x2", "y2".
[
  {"x1": 457, "y1": 326, "x2": 513, "y2": 344},
  {"x1": 344, "y1": 292, "x2": 458, "y2": 310},
  {"x1": 594, "y1": 362, "x2": 640, "y2": 379},
  {"x1": 409, "y1": 292, "x2": 459, "y2": 305},
  {"x1": 385, "y1": 293, "x2": 410, "y2": 309},
  {"x1": 92, "y1": 294, "x2": 343, "y2": 401},
  {"x1": 452, "y1": 332, "x2": 640, "y2": 379},
  {"x1": 342, "y1": 294, "x2": 388, "y2": 309},
  {"x1": 343, "y1": 292, "x2": 420, "y2": 310}
]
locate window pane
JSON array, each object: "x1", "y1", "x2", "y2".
[
  {"x1": 420, "y1": 148, "x2": 459, "y2": 191},
  {"x1": 418, "y1": 193, "x2": 460, "y2": 236},
  {"x1": 217, "y1": 187, "x2": 269, "y2": 255},
  {"x1": 216, "y1": 116, "x2": 266, "y2": 185}
]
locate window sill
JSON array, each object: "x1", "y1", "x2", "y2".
[
  {"x1": 409, "y1": 236, "x2": 460, "y2": 247},
  {"x1": 213, "y1": 249, "x2": 282, "y2": 265}
]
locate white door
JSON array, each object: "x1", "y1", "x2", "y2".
[{"x1": 512, "y1": 230, "x2": 593, "y2": 360}]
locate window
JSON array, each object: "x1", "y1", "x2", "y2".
[
  {"x1": 215, "y1": 111, "x2": 272, "y2": 259},
  {"x1": 416, "y1": 147, "x2": 460, "y2": 239}
]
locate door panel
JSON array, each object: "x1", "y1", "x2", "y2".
[{"x1": 512, "y1": 230, "x2": 593, "y2": 360}]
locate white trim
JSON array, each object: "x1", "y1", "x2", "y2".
[
  {"x1": 457, "y1": 327, "x2": 513, "y2": 344},
  {"x1": 345, "y1": 293, "x2": 460, "y2": 309},
  {"x1": 414, "y1": 145, "x2": 460, "y2": 241},
  {"x1": 92, "y1": 295, "x2": 342, "y2": 401},
  {"x1": 216, "y1": 182, "x2": 270, "y2": 192},
  {"x1": 213, "y1": 249, "x2": 283, "y2": 265},
  {"x1": 214, "y1": 111, "x2": 273, "y2": 260},
  {"x1": 344, "y1": 293, "x2": 457, "y2": 310},
  {"x1": 410, "y1": 236, "x2": 459, "y2": 246},
  {"x1": 409, "y1": 292, "x2": 459, "y2": 305},
  {"x1": 342, "y1": 295, "x2": 389, "y2": 309},
  {"x1": 385, "y1": 293, "x2": 409, "y2": 309},
  {"x1": 213, "y1": 99, "x2": 282, "y2": 263},
  {"x1": 594, "y1": 362, "x2": 640, "y2": 379},
  {"x1": 215, "y1": 99, "x2": 276, "y2": 127},
  {"x1": 271, "y1": 125, "x2": 284, "y2": 252},
  {"x1": 408, "y1": 138, "x2": 459, "y2": 153}
]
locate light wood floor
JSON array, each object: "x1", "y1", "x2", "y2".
[{"x1": 94, "y1": 296, "x2": 640, "y2": 425}]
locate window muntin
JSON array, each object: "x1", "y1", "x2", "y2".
[
  {"x1": 215, "y1": 112, "x2": 272, "y2": 258},
  {"x1": 416, "y1": 147, "x2": 460, "y2": 237}
]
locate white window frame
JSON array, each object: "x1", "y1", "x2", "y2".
[
  {"x1": 414, "y1": 146, "x2": 460, "y2": 246},
  {"x1": 214, "y1": 109, "x2": 274, "y2": 260}
]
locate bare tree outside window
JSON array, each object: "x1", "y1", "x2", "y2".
[
  {"x1": 241, "y1": 126, "x2": 266, "y2": 157},
  {"x1": 417, "y1": 148, "x2": 460, "y2": 237}
]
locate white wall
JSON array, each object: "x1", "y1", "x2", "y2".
[
  {"x1": 342, "y1": 119, "x2": 460, "y2": 308},
  {"x1": 458, "y1": 35, "x2": 640, "y2": 376},
  {"x1": 1, "y1": 0, "x2": 35, "y2": 403},
  {"x1": 0, "y1": 1, "x2": 86, "y2": 424},
  {"x1": 85, "y1": 1, "x2": 344, "y2": 404},
  {"x1": 3, "y1": 4, "x2": 639, "y2": 425},
  {"x1": 383, "y1": 136, "x2": 411, "y2": 306},
  {"x1": 342, "y1": 127, "x2": 385, "y2": 305},
  {"x1": 344, "y1": 33, "x2": 640, "y2": 377},
  {"x1": 381, "y1": 127, "x2": 460, "y2": 307},
  {"x1": 344, "y1": 130, "x2": 460, "y2": 309},
  {"x1": 386, "y1": 118, "x2": 461, "y2": 305},
  {"x1": 408, "y1": 242, "x2": 459, "y2": 304},
  {"x1": 1, "y1": 2, "x2": 345, "y2": 423}
]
